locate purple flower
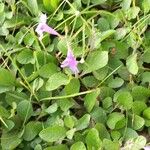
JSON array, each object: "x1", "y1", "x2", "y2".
[
  {"x1": 35, "y1": 14, "x2": 59, "y2": 40},
  {"x1": 144, "y1": 146, "x2": 150, "y2": 150},
  {"x1": 61, "y1": 46, "x2": 79, "y2": 75}
]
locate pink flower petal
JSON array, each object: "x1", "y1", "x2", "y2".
[
  {"x1": 35, "y1": 14, "x2": 59, "y2": 40},
  {"x1": 144, "y1": 146, "x2": 150, "y2": 150},
  {"x1": 61, "y1": 46, "x2": 79, "y2": 74},
  {"x1": 43, "y1": 24, "x2": 59, "y2": 36}
]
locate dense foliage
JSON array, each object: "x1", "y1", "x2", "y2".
[{"x1": 0, "y1": 0, "x2": 150, "y2": 149}]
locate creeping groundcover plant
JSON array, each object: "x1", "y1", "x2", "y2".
[{"x1": 1, "y1": 0, "x2": 150, "y2": 149}]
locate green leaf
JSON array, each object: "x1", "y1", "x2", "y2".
[
  {"x1": 27, "y1": 0, "x2": 39, "y2": 16},
  {"x1": 111, "y1": 131, "x2": 121, "y2": 141},
  {"x1": 107, "y1": 112, "x2": 125, "y2": 129},
  {"x1": 45, "y1": 73, "x2": 70, "y2": 91},
  {"x1": 102, "y1": 97, "x2": 112, "y2": 109},
  {"x1": 57, "y1": 98, "x2": 74, "y2": 112},
  {"x1": 0, "y1": 68, "x2": 15, "y2": 93},
  {"x1": 23, "y1": 121, "x2": 42, "y2": 141},
  {"x1": 17, "y1": 48, "x2": 34, "y2": 64},
  {"x1": 0, "y1": 105, "x2": 10, "y2": 118},
  {"x1": 45, "y1": 103, "x2": 58, "y2": 114},
  {"x1": 32, "y1": 78, "x2": 44, "y2": 92},
  {"x1": 95, "y1": 123, "x2": 110, "y2": 140},
  {"x1": 0, "y1": 3, "x2": 4, "y2": 13},
  {"x1": 53, "y1": 11, "x2": 64, "y2": 21},
  {"x1": 23, "y1": 32, "x2": 35, "y2": 46},
  {"x1": 64, "y1": 115, "x2": 75, "y2": 129},
  {"x1": 34, "y1": 144, "x2": 42, "y2": 150},
  {"x1": 143, "y1": 107, "x2": 150, "y2": 119},
  {"x1": 91, "y1": 0, "x2": 106, "y2": 4},
  {"x1": 5, "y1": 91, "x2": 28, "y2": 105},
  {"x1": 142, "y1": 0, "x2": 150, "y2": 14},
  {"x1": 99, "y1": 30, "x2": 116, "y2": 42},
  {"x1": 103, "y1": 139, "x2": 120, "y2": 150},
  {"x1": 117, "y1": 91, "x2": 133, "y2": 110},
  {"x1": 132, "y1": 115, "x2": 145, "y2": 130},
  {"x1": 132, "y1": 86, "x2": 150, "y2": 101},
  {"x1": 97, "y1": 18, "x2": 110, "y2": 31},
  {"x1": 44, "y1": 144, "x2": 68, "y2": 150},
  {"x1": 91, "y1": 107, "x2": 107, "y2": 124},
  {"x1": 123, "y1": 128, "x2": 138, "y2": 141},
  {"x1": 83, "y1": 50, "x2": 108, "y2": 74},
  {"x1": 114, "y1": 28, "x2": 128, "y2": 40},
  {"x1": 4, "y1": 120, "x2": 15, "y2": 131},
  {"x1": 76, "y1": 114, "x2": 90, "y2": 130},
  {"x1": 82, "y1": 76, "x2": 98, "y2": 88},
  {"x1": 126, "y1": 53, "x2": 138, "y2": 75},
  {"x1": 43, "y1": 0, "x2": 60, "y2": 12},
  {"x1": 70, "y1": 141, "x2": 86, "y2": 150},
  {"x1": 57, "y1": 38, "x2": 68, "y2": 55},
  {"x1": 17, "y1": 100, "x2": 33, "y2": 120},
  {"x1": 0, "y1": 12, "x2": 5, "y2": 26},
  {"x1": 1, "y1": 131, "x2": 22, "y2": 150},
  {"x1": 64, "y1": 78, "x2": 80, "y2": 95},
  {"x1": 123, "y1": 136, "x2": 146, "y2": 149},
  {"x1": 39, "y1": 63, "x2": 58, "y2": 78},
  {"x1": 142, "y1": 72, "x2": 150, "y2": 83},
  {"x1": 86, "y1": 128, "x2": 102, "y2": 149},
  {"x1": 126, "y1": 7, "x2": 140, "y2": 20},
  {"x1": 0, "y1": 68, "x2": 15, "y2": 87},
  {"x1": 84, "y1": 88, "x2": 100, "y2": 112},
  {"x1": 66, "y1": 128, "x2": 76, "y2": 140},
  {"x1": 108, "y1": 77, "x2": 124, "y2": 88},
  {"x1": 132, "y1": 101, "x2": 147, "y2": 115},
  {"x1": 93, "y1": 67, "x2": 108, "y2": 81},
  {"x1": 39, "y1": 125, "x2": 66, "y2": 142},
  {"x1": 0, "y1": 26, "x2": 9, "y2": 36},
  {"x1": 120, "y1": 0, "x2": 132, "y2": 10},
  {"x1": 132, "y1": 136, "x2": 147, "y2": 150}
]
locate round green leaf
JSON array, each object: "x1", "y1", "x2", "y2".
[
  {"x1": 39, "y1": 125, "x2": 66, "y2": 142},
  {"x1": 23, "y1": 121, "x2": 42, "y2": 141},
  {"x1": 117, "y1": 91, "x2": 133, "y2": 110},
  {"x1": 45, "y1": 73, "x2": 70, "y2": 91},
  {"x1": 108, "y1": 77, "x2": 124, "y2": 88},
  {"x1": 123, "y1": 128, "x2": 138, "y2": 141},
  {"x1": 76, "y1": 114, "x2": 90, "y2": 130},
  {"x1": 70, "y1": 141, "x2": 86, "y2": 150},
  {"x1": 27, "y1": 0, "x2": 39, "y2": 16},
  {"x1": 44, "y1": 144, "x2": 68, "y2": 150},
  {"x1": 45, "y1": 103, "x2": 58, "y2": 114},
  {"x1": 0, "y1": 68, "x2": 15, "y2": 87},
  {"x1": 85, "y1": 128, "x2": 102, "y2": 149},
  {"x1": 132, "y1": 86, "x2": 150, "y2": 101},
  {"x1": 107, "y1": 112, "x2": 125, "y2": 129},
  {"x1": 97, "y1": 17, "x2": 110, "y2": 31},
  {"x1": 1, "y1": 131, "x2": 22, "y2": 150},
  {"x1": 17, "y1": 100, "x2": 33, "y2": 120},
  {"x1": 84, "y1": 88, "x2": 100, "y2": 112},
  {"x1": 126, "y1": 53, "x2": 138, "y2": 75},
  {"x1": 64, "y1": 78, "x2": 80, "y2": 95},
  {"x1": 64, "y1": 115, "x2": 75, "y2": 129},
  {"x1": 17, "y1": 48, "x2": 34, "y2": 64},
  {"x1": 132, "y1": 115, "x2": 145, "y2": 130},
  {"x1": 83, "y1": 50, "x2": 108, "y2": 74},
  {"x1": 39, "y1": 63, "x2": 58, "y2": 78},
  {"x1": 43, "y1": 0, "x2": 60, "y2": 12},
  {"x1": 132, "y1": 101, "x2": 147, "y2": 115},
  {"x1": 143, "y1": 107, "x2": 150, "y2": 119},
  {"x1": 103, "y1": 139, "x2": 120, "y2": 150}
]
